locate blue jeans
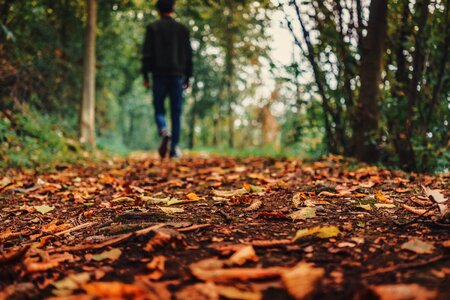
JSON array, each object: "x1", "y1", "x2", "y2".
[{"x1": 152, "y1": 75, "x2": 184, "y2": 149}]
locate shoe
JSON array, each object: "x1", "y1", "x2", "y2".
[
  {"x1": 170, "y1": 147, "x2": 182, "y2": 159},
  {"x1": 158, "y1": 130, "x2": 171, "y2": 159}
]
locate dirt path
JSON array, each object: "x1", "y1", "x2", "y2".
[{"x1": 1, "y1": 154, "x2": 449, "y2": 299}]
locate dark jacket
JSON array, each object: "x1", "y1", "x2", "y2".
[{"x1": 141, "y1": 16, "x2": 193, "y2": 80}]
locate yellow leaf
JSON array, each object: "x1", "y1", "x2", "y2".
[
  {"x1": 34, "y1": 205, "x2": 55, "y2": 214},
  {"x1": 213, "y1": 188, "x2": 248, "y2": 197},
  {"x1": 293, "y1": 226, "x2": 341, "y2": 241},
  {"x1": 186, "y1": 192, "x2": 201, "y2": 201},
  {"x1": 91, "y1": 248, "x2": 122, "y2": 262},
  {"x1": 375, "y1": 191, "x2": 393, "y2": 204},
  {"x1": 288, "y1": 207, "x2": 317, "y2": 220}
]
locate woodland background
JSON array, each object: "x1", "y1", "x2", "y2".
[{"x1": 0, "y1": 0, "x2": 449, "y2": 172}]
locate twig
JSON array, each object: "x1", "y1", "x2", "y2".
[
  {"x1": 177, "y1": 224, "x2": 211, "y2": 233},
  {"x1": 362, "y1": 254, "x2": 447, "y2": 278},
  {"x1": 55, "y1": 221, "x2": 98, "y2": 236},
  {"x1": 393, "y1": 205, "x2": 436, "y2": 226},
  {"x1": 47, "y1": 223, "x2": 165, "y2": 253}
]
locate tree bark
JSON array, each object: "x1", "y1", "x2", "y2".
[
  {"x1": 425, "y1": 0, "x2": 449, "y2": 126},
  {"x1": 353, "y1": 0, "x2": 388, "y2": 162},
  {"x1": 80, "y1": 0, "x2": 97, "y2": 146},
  {"x1": 188, "y1": 82, "x2": 199, "y2": 149},
  {"x1": 225, "y1": 4, "x2": 235, "y2": 149}
]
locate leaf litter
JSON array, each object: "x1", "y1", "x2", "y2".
[{"x1": 0, "y1": 154, "x2": 448, "y2": 298}]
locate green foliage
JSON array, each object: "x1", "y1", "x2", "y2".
[{"x1": 0, "y1": 109, "x2": 82, "y2": 169}]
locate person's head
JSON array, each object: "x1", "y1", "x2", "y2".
[{"x1": 156, "y1": 0, "x2": 175, "y2": 15}]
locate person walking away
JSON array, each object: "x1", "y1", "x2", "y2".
[{"x1": 141, "y1": 0, "x2": 193, "y2": 158}]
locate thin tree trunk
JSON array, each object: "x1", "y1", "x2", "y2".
[
  {"x1": 80, "y1": 0, "x2": 97, "y2": 146},
  {"x1": 425, "y1": 0, "x2": 449, "y2": 126},
  {"x1": 188, "y1": 82, "x2": 199, "y2": 149},
  {"x1": 279, "y1": 1, "x2": 338, "y2": 153},
  {"x1": 353, "y1": 0, "x2": 388, "y2": 162},
  {"x1": 225, "y1": 5, "x2": 235, "y2": 149}
]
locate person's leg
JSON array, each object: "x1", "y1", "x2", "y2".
[
  {"x1": 153, "y1": 75, "x2": 171, "y2": 158},
  {"x1": 152, "y1": 75, "x2": 168, "y2": 134},
  {"x1": 168, "y1": 76, "x2": 184, "y2": 156}
]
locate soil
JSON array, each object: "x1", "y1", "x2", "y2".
[{"x1": 0, "y1": 154, "x2": 449, "y2": 299}]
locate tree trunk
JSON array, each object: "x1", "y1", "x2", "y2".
[
  {"x1": 80, "y1": 0, "x2": 97, "y2": 146},
  {"x1": 188, "y1": 82, "x2": 199, "y2": 149},
  {"x1": 225, "y1": 6, "x2": 235, "y2": 149},
  {"x1": 353, "y1": 0, "x2": 388, "y2": 162}
]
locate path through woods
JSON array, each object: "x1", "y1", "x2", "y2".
[{"x1": 0, "y1": 154, "x2": 449, "y2": 299}]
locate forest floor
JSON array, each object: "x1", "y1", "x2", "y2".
[{"x1": 0, "y1": 153, "x2": 449, "y2": 300}]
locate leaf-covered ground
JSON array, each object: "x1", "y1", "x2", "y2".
[{"x1": 1, "y1": 154, "x2": 449, "y2": 299}]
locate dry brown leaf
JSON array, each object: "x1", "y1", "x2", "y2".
[
  {"x1": 243, "y1": 200, "x2": 262, "y2": 212},
  {"x1": 250, "y1": 239, "x2": 293, "y2": 248},
  {"x1": 176, "y1": 282, "x2": 219, "y2": 300},
  {"x1": 281, "y1": 262, "x2": 325, "y2": 300},
  {"x1": 401, "y1": 239, "x2": 435, "y2": 254},
  {"x1": 145, "y1": 228, "x2": 185, "y2": 252},
  {"x1": 215, "y1": 285, "x2": 262, "y2": 300},
  {"x1": 292, "y1": 192, "x2": 307, "y2": 208},
  {"x1": 145, "y1": 256, "x2": 166, "y2": 280},
  {"x1": 423, "y1": 186, "x2": 449, "y2": 219},
  {"x1": 82, "y1": 282, "x2": 148, "y2": 298},
  {"x1": 226, "y1": 245, "x2": 259, "y2": 266},
  {"x1": 190, "y1": 258, "x2": 286, "y2": 283},
  {"x1": 41, "y1": 220, "x2": 72, "y2": 234},
  {"x1": 187, "y1": 192, "x2": 201, "y2": 200},
  {"x1": 375, "y1": 190, "x2": 393, "y2": 204},
  {"x1": 369, "y1": 284, "x2": 437, "y2": 300},
  {"x1": 401, "y1": 204, "x2": 435, "y2": 216}
]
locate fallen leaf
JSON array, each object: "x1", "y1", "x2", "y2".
[
  {"x1": 159, "y1": 207, "x2": 185, "y2": 214},
  {"x1": 145, "y1": 228, "x2": 186, "y2": 252},
  {"x1": 213, "y1": 188, "x2": 248, "y2": 197},
  {"x1": 41, "y1": 220, "x2": 72, "y2": 234},
  {"x1": 369, "y1": 284, "x2": 437, "y2": 300},
  {"x1": 401, "y1": 204, "x2": 435, "y2": 216},
  {"x1": 145, "y1": 255, "x2": 166, "y2": 280},
  {"x1": 226, "y1": 245, "x2": 259, "y2": 266},
  {"x1": 190, "y1": 258, "x2": 286, "y2": 283},
  {"x1": 52, "y1": 272, "x2": 90, "y2": 292},
  {"x1": 176, "y1": 282, "x2": 219, "y2": 300},
  {"x1": 401, "y1": 239, "x2": 435, "y2": 254},
  {"x1": 281, "y1": 262, "x2": 324, "y2": 300},
  {"x1": 34, "y1": 205, "x2": 55, "y2": 214},
  {"x1": 83, "y1": 282, "x2": 148, "y2": 298},
  {"x1": 375, "y1": 190, "x2": 393, "y2": 204},
  {"x1": 423, "y1": 186, "x2": 449, "y2": 219},
  {"x1": 318, "y1": 191, "x2": 343, "y2": 198},
  {"x1": 0, "y1": 177, "x2": 12, "y2": 190},
  {"x1": 111, "y1": 197, "x2": 135, "y2": 204},
  {"x1": 143, "y1": 196, "x2": 171, "y2": 205},
  {"x1": 375, "y1": 203, "x2": 396, "y2": 209},
  {"x1": 215, "y1": 285, "x2": 262, "y2": 300},
  {"x1": 288, "y1": 207, "x2": 316, "y2": 220},
  {"x1": 292, "y1": 192, "x2": 308, "y2": 208},
  {"x1": 243, "y1": 199, "x2": 262, "y2": 211},
  {"x1": 243, "y1": 183, "x2": 264, "y2": 193},
  {"x1": 356, "y1": 204, "x2": 372, "y2": 211},
  {"x1": 187, "y1": 192, "x2": 201, "y2": 200},
  {"x1": 293, "y1": 226, "x2": 341, "y2": 241},
  {"x1": 166, "y1": 198, "x2": 199, "y2": 206},
  {"x1": 90, "y1": 248, "x2": 122, "y2": 262}
]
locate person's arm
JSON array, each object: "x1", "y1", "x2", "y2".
[
  {"x1": 184, "y1": 28, "x2": 193, "y2": 89},
  {"x1": 141, "y1": 25, "x2": 153, "y2": 88}
]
